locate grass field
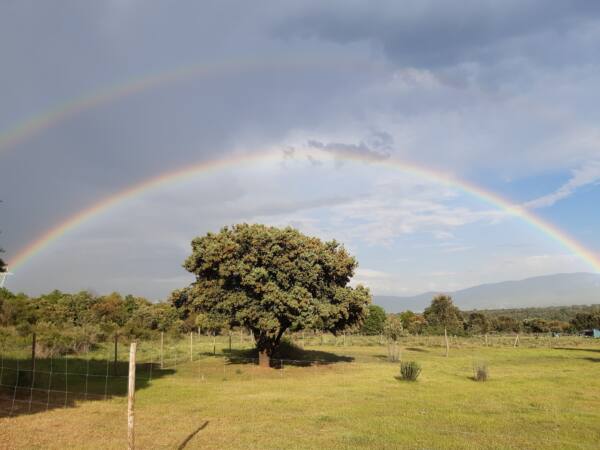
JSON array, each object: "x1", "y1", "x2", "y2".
[{"x1": 0, "y1": 335, "x2": 599, "y2": 449}]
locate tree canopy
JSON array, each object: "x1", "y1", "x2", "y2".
[
  {"x1": 423, "y1": 295, "x2": 464, "y2": 334},
  {"x1": 361, "y1": 305, "x2": 387, "y2": 335},
  {"x1": 171, "y1": 224, "x2": 372, "y2": 366}
]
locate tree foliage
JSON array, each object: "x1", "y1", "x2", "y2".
[
  {"x1": 570, "y1": 312, "x2": 600, "y2": 331},
  {"x1": 383, "y1": 314, "x2": 404, "y2": 341},
  {"x1": 423, "y1": 295, "x2": 464, "y2": 334},
  {"x1": 172, "y1": 224, "x2": 371, "y2": 366},
  {"x1": 0, "y1": 288, "x2": 180, "y2": 352},
  {"x1": 465, "y1": 312, "x2": 491, "y2": 334},
  {"x1": 361, "y1": 305, "x2": 387, "y2": 335},
  {"x1": 398, "y1": 310, "x2": 427, "y2": 334}
]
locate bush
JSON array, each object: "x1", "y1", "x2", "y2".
[
  {"x1": 36, "y1": 324, "x2": 101, "y2": 357},
  {"x1": 398, "y1": 361, "x2": 421, "y2": 381},
  {"x1": 473, "y1": 362, "x2": 488, "y2": 382}
]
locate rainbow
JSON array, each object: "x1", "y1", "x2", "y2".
[
  {"x1": 0, "y1": 57, "x2": 372, "y2": 156},
  {"x1": 7, "y1": 148, "x2": 600, "y2": 273}
]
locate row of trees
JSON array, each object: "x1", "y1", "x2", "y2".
[
  {"x1": 0, "y1": 288, "x2": 185, "y2": 355},
  {"x1": 361, "y1": 295, "x2": 597, "y2": 336},
  {"x1": 1, "y1": 223, "x2": 598, "y2": 364}
]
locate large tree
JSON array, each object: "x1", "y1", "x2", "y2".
[{"x1": 172, "y1": 224, "x2": 371, "y2": 366}]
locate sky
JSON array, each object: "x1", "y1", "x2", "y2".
[{"x1": 1, "y1": 1, "x2": 599, "y2": 300}]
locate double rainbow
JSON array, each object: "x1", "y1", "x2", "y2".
[{"x1": 0, "y1": 58, "x2": 598, "y2": 274}]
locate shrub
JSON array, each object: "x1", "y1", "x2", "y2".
[
  {"x1": 473, "y1": 362, "x2": 488, "y2": 382},
  {"x1": 398, "y1": 361, "x2": 421, "y2": 381},
  {"x1": 36, "y1": 324, "x2": 101, "y2": 357},
  {"x1": 387, "y1": 342, "x2": 401, "y2": 362}
]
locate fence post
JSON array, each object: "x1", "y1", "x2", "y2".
[
  {"x1": 190, "y1": 331, "x2": 193, "y2": 362},
  {"x1": 127, "y1": 342, "x2": 137, "y2": 450},
  {"x1": 160, "y1": 332, "x2": 164, "y2": 369},
  {"x1": 31, "y1": 332, "x2": 36, "y2": 372},
  {"x1": 213, "y1": 332, "x2": 216, "y2": 355},
  {"x1": 228, "y1": 331, "x2": 232, "y2": 353},
  {"x1": 444, "y1": 328, "x2": 449, "y2": 357},
  {"x1": 114, "y1": 334, "x2": 118, "y2": 375}
]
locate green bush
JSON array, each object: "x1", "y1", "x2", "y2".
[
  {"x1": 36, "y1": 324, "x2": 101, "y2": 357},
  {"x1": 398, "y1": 361, "x2": 421, "y2": 381}
]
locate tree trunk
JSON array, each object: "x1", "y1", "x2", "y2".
[{"x1": 258, "y1": 349, "x2": 270, "y2": 368}]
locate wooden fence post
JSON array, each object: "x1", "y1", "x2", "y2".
[
  {"x1": 444, "y1": 328, "x2": 449, "y2": 357},
  {"x1": 160, "y1": 332, "x2": 164, "y2": 369},
  {"x1": 114, "y1": 334, "x2": 118, "y2": 375},
  {"x1": 31, "y1": 332, "x2": 36, "y2": 372},
  {"x1": 190, "y1": 331, "x2": 193, "y2": 362},
  {"x1": 127, "y1": 342, "x2": 137, "y2": 450},
  {"x1": 228, "y1": 331, "x2": 232, "y2": 353},
  {"x1": 212, "y1": 332, "x2": 216, "y2": 355}
]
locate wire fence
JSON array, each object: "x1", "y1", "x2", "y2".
[
  {"x1": 1, "y1": 332, "x2": 598, "y2": 450},
  {"x1": 0, "y1": 333, "x2": 351, "y2": 418},
  {"x1": 0, "y1": 330, "x2": 593, "y2": 418}
]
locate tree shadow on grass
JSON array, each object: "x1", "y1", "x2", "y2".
[
  {"x1": 0, "y1": 356, "x2": 175, "y2": 418},
  {"x1": 582, "y1": 357, "x2": 600, "y2": 363},
  {"x1": 554, "y1": 347, "x2": 600, "y2": 353},
  {"x1": 221, "y1": 345, "x2": 354, "y2": 368}
]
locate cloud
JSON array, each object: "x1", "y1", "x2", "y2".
[
  {"x1": 275, "y1": 1, "x2": 600, "y2": 69},
  {"x1": 524, "y1": 160, "x2": 600, "y2": 208},
  {"x1": 2, "y1": 2, "x2": 599, "y2": 298},
  {"x1": 307, "y1": 139, "x2": 390, "y2": 162}
]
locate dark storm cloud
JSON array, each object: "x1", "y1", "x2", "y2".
[{"x1": 274, "y1": 0, "x2": 600, "y2": 69}]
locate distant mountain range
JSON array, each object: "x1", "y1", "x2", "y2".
[{"x1": 374, "y1": 272, "x2": 600, "y2": 313}]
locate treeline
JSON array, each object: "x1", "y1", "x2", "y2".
[
  {"x1": 463, "y1": 304, "x2": 600, "y2": 322},
  {"x1": 2, "y1": 288, "x2": 599, "y2": 357},
  {"x1": 0, "y1": 288, "x2": 189, "y2": 356},
  {"x1": 362, "y1": 296, "x2": 600, "y2": 336}
]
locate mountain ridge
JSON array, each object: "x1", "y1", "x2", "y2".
[{"x1": 374, "y1": 272, "x2": 600, "y2": 313}]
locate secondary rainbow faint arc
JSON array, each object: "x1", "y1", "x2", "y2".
[
  {"x1": 8, "y1": 149, "x2": 600, "y2": 274},
  {"x1": 0, "y1": 57, "x2": 371, "y2": 156}
]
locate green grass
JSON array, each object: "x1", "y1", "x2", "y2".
[{"x1": 0, "y1": 335, "x2": 599, "y2": 449}]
